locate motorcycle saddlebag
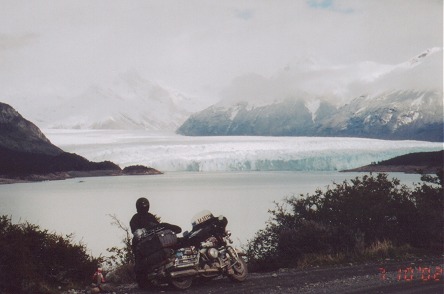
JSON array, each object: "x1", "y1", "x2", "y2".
[
  {"x1": 137, "y1": 234, "x2": 162, "y2": 257},
  {"x1": 145, "y1": 248, "x2": 173, "y2": 266},
  {"x1": 137, "y1": 229, "x2": 177, "y2": 257},
  {"x1": 157, "y1": 229, "x2": 177, "y2": 248}
]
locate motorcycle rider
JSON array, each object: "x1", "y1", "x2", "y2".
[
  {"x1": 130, "y1": 197, "x2": 159, "y2": 233},
  {"x1": 130, "y1": 197, "x2": 161, "y2": 288},
  {"x1": 130, "y1": 197, "x2": 182, "y2": 288}
]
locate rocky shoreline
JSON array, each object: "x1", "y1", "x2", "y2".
[
  {"x1": 0, "y1": 166, "x2": 163, "y2": 185},
  {"x1": 342, "y1": 164, "x2": 440, "y2": 174}
]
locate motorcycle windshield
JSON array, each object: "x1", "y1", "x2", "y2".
[{"x1": 191, "y1": 210, "x2": 214, "y2": 227}]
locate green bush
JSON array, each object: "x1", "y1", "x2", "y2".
[
  {"x1": 247, "y1": 171, "x2": 443, "y2": 270},
  {"x1": 0, "y1": 216, "x2": 99, "y2": 293},
  {"x1": 410, "y1": 170, "x2": 443, "y2": 249}
]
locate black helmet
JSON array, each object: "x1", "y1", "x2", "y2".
[{"x1": 136, "y1": 197, "x2": 150, "y2": 213}]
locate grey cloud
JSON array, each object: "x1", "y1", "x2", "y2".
[
  {"x1": 0, "y1": 0, "x2": 441, "y2": 109},
  {"x1": 234, "y1": 9, "x2": 255, "y2": 20},
  {"x1": 0, "y1": 33, "x2": 38, "y2": 50}
]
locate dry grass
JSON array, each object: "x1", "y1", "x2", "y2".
[
  {"x1": 361, "y1": 240, "x2": 412, "y2": 259},
  {"x1": 296, "y1": 240, "x2": 414, "y2": 269},
  {"x1": 297, "y1": 253, "x2": 347, "y2": 268}
]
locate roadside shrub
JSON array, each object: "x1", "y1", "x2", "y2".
[
  {"x1": 105, "y1": 214, "x2": 134, "y2": 267},
  {"x1": 295, "y1": 240, "x2": 413, "y2": 268},
  {"x1": 246, "y1": 224, "x2": 281, "y2": 271},
  {"x1": 410, "y1": 170, "x2": 443, "y2": 249},
  {"x1": 247, "y1": 171, "x2": 443, "y2": 270},
  {"x1": 0, "y1": 216, "x2": 99, "y2": 293},
  {"x1": 103, "y1": 213, "x2": 135, "y2": 284},
  {"x1": 276, "y1": 220, "x2": 337, "y2": 265}
]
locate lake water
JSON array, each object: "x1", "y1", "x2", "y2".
[
  {"x1": 2, "y1": 130, "x2": 440, "y2": 257},
  {"x1": 0, "y1": 171, "x2": 423, "y2": 257}
]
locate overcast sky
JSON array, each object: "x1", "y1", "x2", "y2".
[{"x1": 0, "y1": 0, "x2": 442, "y2": 104}]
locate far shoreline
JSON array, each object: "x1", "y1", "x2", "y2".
[
  {"x1": 342, "y1": 150, "x2": 443, "y2": 174},
  {"x1": 2, "y1": 166, "x2": 435, "y2": 186},
  {"x1": 0, "y1": 168, "x2": 163, "y2": 185},
  {"x1": 341, "y1": 165, "x2": 440, "y2": 174}
]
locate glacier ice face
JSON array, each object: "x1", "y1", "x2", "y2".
[{"x1": 45, "y1": 130, "x2": 443, "y2": 172}]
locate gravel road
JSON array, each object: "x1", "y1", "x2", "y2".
[{"x1": 108, "y1": 257, "x2": 443, "y2": 294}]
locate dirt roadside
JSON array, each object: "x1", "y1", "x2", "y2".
[{"x1": 108, "y1": 257, "x2": 443, "y2": 294}]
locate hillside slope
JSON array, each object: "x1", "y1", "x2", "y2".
[
  {"x1": 0, "y1": 102, "x2": 62, "y2": 155},
  {"x1": 0, "y1": 102, "x2": 121, "y2": 179},
  {"x1": 343, "y1": 150, "x2": 443, "y2": 173}
]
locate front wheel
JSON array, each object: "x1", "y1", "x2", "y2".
[
  {"x1": 229, "y1": 258, "x2": 248, "y2": 282},
  {"x1": 170, "y1": 277, "x2": 193, "y2": 290}
]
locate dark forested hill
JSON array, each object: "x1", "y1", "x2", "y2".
[
  {"x1": 343, "y1": 150, "x2": 443, "y2": 173},
  {"x1": 378, "y1": 150, "x2": 443, "y2": 166},
  {"x1": 0, "y1": 102, "x2": 63, "y2": 155},
  {"x1": 0, "y1": 102, "x2": 121, "y2": 180}
]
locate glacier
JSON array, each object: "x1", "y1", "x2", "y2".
[{"x1": 45, "y1": 130, "x2": 443, "y2": 172}]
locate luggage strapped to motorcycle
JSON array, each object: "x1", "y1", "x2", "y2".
[
  {"x1": 156, "y1": 227, "x2": 177, "y2": 248},
  {"x1": 145, "y1": 226, "x2": 164, "y2": 238},
  {"x1": 137, "y1": 225, "x2": 177, "y2": 250}
]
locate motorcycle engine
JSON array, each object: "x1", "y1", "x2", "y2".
[
  {"x1": 173, "y1": 248, "x2": 199, "y2": 269},
  {"x1": 207, "y1": 248, "x2": 219, "y2": 259}
]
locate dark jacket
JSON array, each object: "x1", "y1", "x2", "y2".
[{"x1": 130, "y1": 212, "x2": 159, "y2": 233}]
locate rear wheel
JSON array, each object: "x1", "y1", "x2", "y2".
[
  {"x1": 229, "y1": 258, "x2": 248, "y2": 282},
  {"x1": 170, "y1": 277, "x2": 193, "y2": 290}
]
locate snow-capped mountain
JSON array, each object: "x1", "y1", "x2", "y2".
[
  {"x1": 35, "y1": 72, "x2": 204, "y2": 131},
  {"x1": 177, "y1": 48, "x2": 443, "y2": 142},
  {"x1": 317, "y1": 90, "x2": 443, "y2": 141}
]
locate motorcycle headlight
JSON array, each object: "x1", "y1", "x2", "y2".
[{"x1": 207, "y1": 248, "x2": 219, "y2": 259}]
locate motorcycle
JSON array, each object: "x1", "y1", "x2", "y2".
[{"x1": 132, "y1": 210, "x2": 248, "y2": 290}]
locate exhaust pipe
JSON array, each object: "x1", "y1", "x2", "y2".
[
  {"x1": 170, "y1": 268, "x2": 219, "y2": 278},
  {"x1": 170, "y1": 269, "x2": 198, "y2": 278}
]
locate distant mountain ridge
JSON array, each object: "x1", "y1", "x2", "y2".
[
  {"x1": 31, "y1": 72, "x2": 213, "y2": 131},
  {"x1": 317, "y1": 90, "x2": 443, "y2": 141},
  {"x1": 177, "y1": 90, "x2": 443, "y2": 141},
  {"x1": 177, "y1": 48, "x2": 443, "y2": 142}
]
